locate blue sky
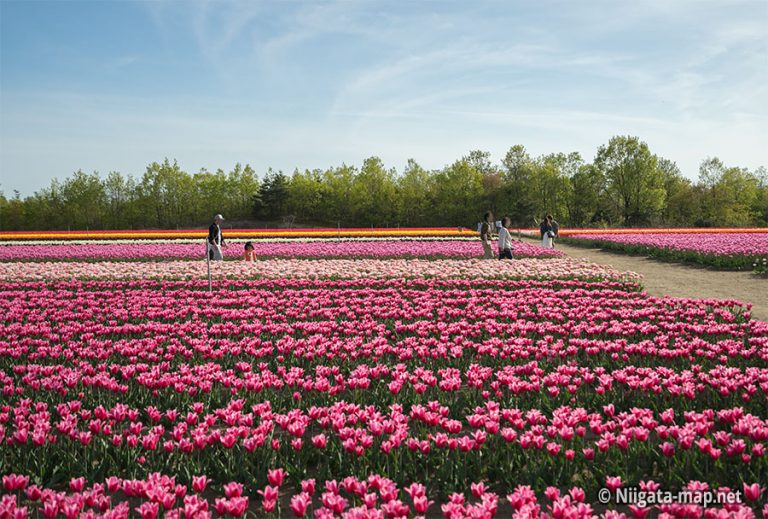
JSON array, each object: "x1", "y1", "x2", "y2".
[{"x1": 1, "y1": 0, "x2": 766, "y2": 196}]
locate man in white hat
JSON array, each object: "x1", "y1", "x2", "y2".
[{"x1": 207, "y1": 214, "x2": 225, "y2": 260}]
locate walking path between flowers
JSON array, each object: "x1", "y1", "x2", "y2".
[{"x1": 546, "y1": 240, "x2": 768, "y2": 322}]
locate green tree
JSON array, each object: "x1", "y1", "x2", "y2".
[
  {"x1": 286, "y1": 169, "x2": 324, "y2": 224},
  {"x1": 657, "y1": 158, "x2": 697, "y2": 226},
  {"x1": 595, "y1": 135, "x2": 665, "y2": 226},
  {"x1": 567, "y1": 164, "x2": 605, "y2": 227},
  {"x1": 321, "y1": 164, "x2": 357, "y2": 226},
  {"x1": 138, "y1": 159, "x2": 195, "y2": 228},
  {"x1": 696, "y1": 157, "x2": 761, "y2": 226},
  {"x1": 396, "y1": 159, "x2": 433, "y2": 226},
  {"x1": 255, "y1": 169, "x2": 290, "y2": 220},
  {"x1": 103, "y1": 172, "x2": 138, "y2": 229},
  {"x1": 432, "y1": 160, "x2": 483, "y2": 227},
  {"x1": 350, "y1": 157, "x2": 397, "y2": 226},
  {"x1": 0, "y1": 191, "x2": 25, "y2": 230},
  {"x1": 61, "y1": 170, "x2": 106, "y2": 229},
  {"x1": 716, "y1": 167, "x2": 759, "y2": 226},
  {"x1": 752, "y1": 166, "x2": 768, "y2": 224},
  {"x1": 500, "y1": 145, "x2": 537, "y2": 226},
  {"x1": 23, "y1": 179, "x2": 66, "y2": 230},
  {"x1": 530, "y1": 153, "x2": 574, "y2": 223},
  {"x1": 194, "y1": 168, "x2": 228, "y2": 224},
  {"x1": 463, "y1": 150, "x2": 497, "y2": 177},
  {"x1": 463, "y1": 150, "x2": 505, "y2": 217},
  {"x1": 224, "y1": 163, "x2": 260, "y2": 221}
]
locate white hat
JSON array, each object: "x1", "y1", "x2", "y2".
[{"x1": 214, "y1": 214, "x2": 224, "y2": 221}]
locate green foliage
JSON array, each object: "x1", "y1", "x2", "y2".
[
  {"x1": 1, "y1": 136, "x2": 766, "y2": 230},
  {"x1": 286, "y1": 169, "x2": 324, "y2": 224},
  {"x1": 754, "y1": 257, "x2": 768, "y2": 276},
  {"x1": 255, "y1": 169, "x2": 289, "y2": 220},
  {"x1": 568, "y1": 164, "x2": 605, "y2": 227},
  {"x1": 500, "y1": 145, "x2": 537, "y2": 226},
  {"x1": 396, "y1": 159, "x2": 432, "y2": 226},
  {"x1": 696, "y1": 158, "x2": 765, "y2": 227},
  {"x1": 350, "y1": 157, "x2": 397, "y2": 226},
  {"x1": 595, "y1": 136, "x2": 665, "y2": 226},
  {"x1": 432, "y1": 159, "x2": 484, "y2": 226}
]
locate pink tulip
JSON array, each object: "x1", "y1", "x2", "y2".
[
  {"x1": 743, "y1": 483, "x2": 763, "y2": 502},
  {"x1": 68, "y1": 477, "x2": 85, "y2": 493},
  {"x1": 223, "y1": 482, "x2": 243, "y2": 498},
  {"x1": 267, "y1": 468, "x2": 287, "y2": 487},
  {"x1": 300, "y1": 479, "x2": 316, "y2": 496},
  {"x1": 413, "y1": 495, "x2": 434, "y2": 514},
  {"x1": 660, "y1": 442, "x2": 676, "y2": 457},
  {"x1": 290, "y1": 492, "x2": 312, "y2": 517},
  {"x1": 137, "y1": 502, "x2": 159, "y2": 519}
]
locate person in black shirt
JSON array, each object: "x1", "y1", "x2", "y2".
[{"x1": 208, "y1": 214, "x2": 225, "y2": 260}]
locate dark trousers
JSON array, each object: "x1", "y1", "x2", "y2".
[{"x1": 499, "y1": 248, "x2": 513, "y2": 260}]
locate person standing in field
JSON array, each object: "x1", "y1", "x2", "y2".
[
  {"x1": 480, "y1": 211, "x2": 496, "y2": 259},
  {"x1": 498, "y1": 216, "x2": 514, "y2": 260},
  {"x1": 208, "y1": 214, "x2": 225, "y2": 260},
  {"x1": 550, "y1": 215, "x2": 560, "y2": 249},
  {"x1": 540, "y1": 214, "x2": 556, "y2": 249}
]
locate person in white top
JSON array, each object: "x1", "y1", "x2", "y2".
[{"x1": 497, "y1": 216, "x2": 514, "y2": 259}]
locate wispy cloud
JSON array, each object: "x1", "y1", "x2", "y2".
[{"x1": 1, "y1": 0, "x2": 766, "y2": 195}]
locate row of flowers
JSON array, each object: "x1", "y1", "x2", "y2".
[
  {"x1": 2, "y1": 471, "x2": 764, "y2": 518},
  {"x1": 1, "y1": 278, "x2": 765, "y2": 497},
  {"x1": 0, "y1": 228, "x2": 477, "y2": 241},
  {"x1": 558, "y1": 228, "x2": 768, "y2": 236},
  {"x1": 561, "y1": 232, "x2": 768, "y2": 270},
  {"x1": 1, "y1": 252, "x2": 763, "y2": 513},
  {"x1": 3, "y1": 397, "x2": 767, "y2": 479},
  {"x1": 0, "y1": 258, "x2": 640, "y2": 282},
  {"x1": 0, "y1": 241, "x2": 561, "y2": 262},
  {"x1": 0, "y1": 237, "x2": 484, "y2": 246},
  {"x1": 3, "y1": 227, "x2": 766, "y2": 242}
]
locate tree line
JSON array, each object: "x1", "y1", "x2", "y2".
[{"x1": 1, "y1": 135, "x2": 766, "y2": 231}]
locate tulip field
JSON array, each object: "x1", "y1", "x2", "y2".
[
  {"x1": 1, "y1": 231, "x2": 766, "y2": 517},
  {"x1": 558, "y1": 229, "x2": 768, "y2": 271},
  {"x1": 0, "y1": 240, "x2": 560, "y2": 262}
]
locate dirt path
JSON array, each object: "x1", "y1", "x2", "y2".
[{"x1": 542, "y1": 239, "x2": 768, "y2": 321}]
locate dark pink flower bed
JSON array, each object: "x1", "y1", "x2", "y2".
[{"x1": 0, "y1": 277, "x2": 766, "y2": 517}]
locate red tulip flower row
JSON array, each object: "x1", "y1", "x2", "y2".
[
  {"x1": 2, "y1": 396, "x2": 767, "y2": 478},
  {"x1": 1, "y1": 471, "x2": 765, "y2": 518}
]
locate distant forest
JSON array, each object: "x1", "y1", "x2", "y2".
[{"x1": 1, "y1": 135, "x2": 766, "y2": 231}]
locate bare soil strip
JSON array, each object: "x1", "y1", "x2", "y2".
[{"x1": 545, "y1": 240, "x2": 768, "y2": 322}]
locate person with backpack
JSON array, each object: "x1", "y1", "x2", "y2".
[{"x1": 479, "y1": 211, "x2": 496, "y2": 259}]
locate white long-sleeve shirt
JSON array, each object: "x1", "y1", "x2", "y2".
[{"x1": 497, "y1": 227, "x2": 512, "y2": 252}]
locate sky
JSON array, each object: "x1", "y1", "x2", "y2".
[{"x1": 0, "y1": 0, "x2": 766, "y2": 196}]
